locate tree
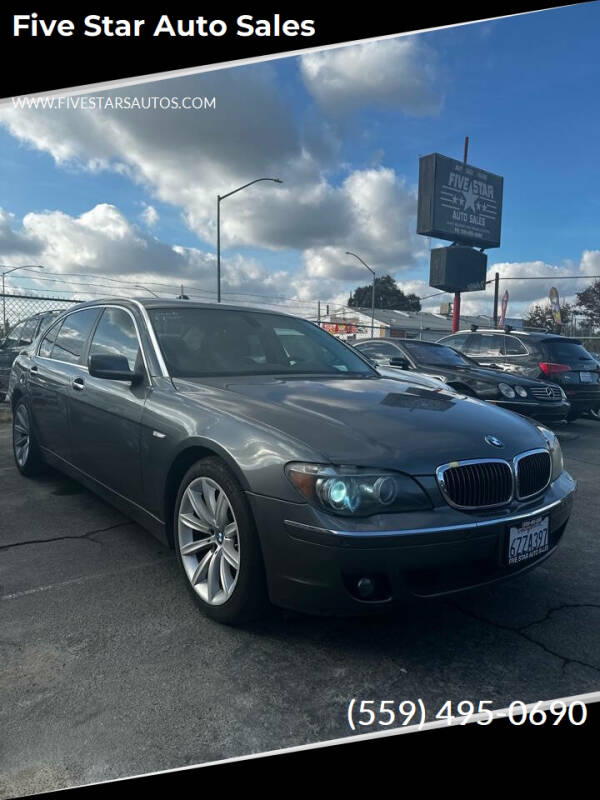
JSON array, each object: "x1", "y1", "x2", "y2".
[
  {"x1": 523, "y1": 301, "x2": 572, "y2": 330},
  {"x1": 348, "y1": 274, "x2": 421, "y2": 312},
  {"x1": 576, "y1": 279, "x2": 600, "y2": 329}
]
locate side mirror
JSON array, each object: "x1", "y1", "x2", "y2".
[
  {"x1": 89, "y1": 354, "x2": 143, "y2": 383},
  {"x1": 390, "y1": 356, "x2": 410, "y2": 370}
]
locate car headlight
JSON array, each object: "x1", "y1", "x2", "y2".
[
  {"x1": 536, "y1": 425, "x2": 564, "y2": 481},
  {"x1": 514, "y1": 385, "x2": 528, "y2": 398},
  {"x1": 285, "y1": 463, "x2": 431, "y2": 517},
  {"x1": 498, "y1": 382, "x2": 516, "y2": 399}
]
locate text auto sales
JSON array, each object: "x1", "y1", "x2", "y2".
[{"x1": 13, "y1": 14, "x2": 316, "y2": 38}]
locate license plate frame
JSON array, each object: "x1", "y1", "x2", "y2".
[{"x1": 506, "y1": 515, "x2": 549, "y2": 566}]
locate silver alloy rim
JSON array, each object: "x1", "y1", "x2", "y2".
[
  {"x1": 177, "y1": 477, "x2": 240, "y2": 605},
  {"x1": 590, "y1": 407, "x2": 600, "y2": 419},
  {"x1": 13, "y1": 405, "x2": 30, "y2": 467}
]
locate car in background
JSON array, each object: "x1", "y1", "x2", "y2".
[
  {"x1": 354, "y1": 337, "x2": 570, "y2": 424},
  {"x1": 0, "y1": 309, "x2": 62, "y2": 400},
  {"x1": 375, "y1": 364, "x2": 456, "y2": 393},
  {"x1": 584, "y1": 347, "x2": 600, "y2": 420},
  {"x1": 7, "y1": 298, "x2": 575, "y2": 624},
  {"x1": 438, "y1": 329, "x2": 600, "y2": 421}
]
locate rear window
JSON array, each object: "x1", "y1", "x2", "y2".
[{"x1": 541, "y1": 339, "x2": 598, "y2": 367}]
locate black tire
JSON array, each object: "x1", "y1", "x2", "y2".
[
  {"x1": 586, "y1": 407, "x2": 600, "y2": 421},
  {"x1": 173, "y1": 457, "x2": 269, "y2": 625},
  {"x1": 12, "y1": 399, "x2": 44, "y2": 476}
]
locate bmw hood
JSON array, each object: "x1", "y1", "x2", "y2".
[{"x1": 175, "y1": 374, "x2": 546, "y2": 474}]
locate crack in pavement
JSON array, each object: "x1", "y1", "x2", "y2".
[
  {"x1": 0, "y1": 521, "x2": 136, "y2": 552},
  {"x1": 447, "y1": 601, "x2": 600, "y2": 675}
]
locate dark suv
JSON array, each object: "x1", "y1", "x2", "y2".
[
  {"x1": 0, "y1": 310, "x2": 62, "y2": 400},
  {"x1": 438, "y1": 329, "x2": 600, "y2": 421}
]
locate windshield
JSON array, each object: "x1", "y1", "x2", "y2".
[
  {"x1": 402, "y1": 341, "x2": 472, "y2": 367},
  {"x1": 148, "y1": 307, "x2": 376, "y2": 378}
]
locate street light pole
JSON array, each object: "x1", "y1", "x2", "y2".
[
  {"x1": 0, "y1": 264, "x2": 44, "y2": 335},
  {"x1": 216, "y1": 177, "x2": 282, "y2": 303},
  {"x1": 346, "y1": 251, "x2": 376, "y2": 338}
]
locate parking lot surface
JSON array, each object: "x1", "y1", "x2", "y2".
[{"x1": 1, "y1": 408, "x2": 599, "y2": 796}]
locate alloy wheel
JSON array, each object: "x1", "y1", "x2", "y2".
[
  {"x1": 13, "y1": 405, "x2": 30, "y2": 467},
  {"x1": 177, "y1": 477, "x2": 240, "y2": 605}
]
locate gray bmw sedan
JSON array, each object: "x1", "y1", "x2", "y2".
[{"x1": 7, "y1": 299, "x2": 576, "y2": 624}]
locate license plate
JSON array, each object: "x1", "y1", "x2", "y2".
[
  {"x1": 580, "y1": 371, "x2": 594, "y2": 382},
  {"x1": 507, "y1": 515, "x2": 549, "y2": 565}
]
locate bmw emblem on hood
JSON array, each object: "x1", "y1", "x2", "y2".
[{"x1": 485, "y1": 435, "x2": 504, "y2": 448}]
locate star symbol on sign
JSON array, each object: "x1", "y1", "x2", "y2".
[{"x1": 462, "y1": 186, "x2": 477, "y2": 212}]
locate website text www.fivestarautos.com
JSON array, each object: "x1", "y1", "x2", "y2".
[{"x1": 10, "y1": 94, "x2": 216, "y2": 111}]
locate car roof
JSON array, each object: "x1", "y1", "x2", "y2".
[
  {"x1": 356, "y1": 338, "x2": 440, "y2": 346},
  {"x1": 445, "y1": 328, "x2": 572, "y2": 342},
  {"x1": 62, "y1": 297, "x2": 299, "y2": 319}
]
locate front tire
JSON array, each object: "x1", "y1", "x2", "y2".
[
  {"x1": 173, "y1": 457, "x2": 269, "y2": 625},
  {"x1": 12, "y1": 399, "x2": 44, "y2": 476}
]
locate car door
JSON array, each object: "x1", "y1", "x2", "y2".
[
  {"x1": 67, "y1": 305, "x2": 148, "y2": 506},
  {"x1": 29, "y1": 307, "x2": 101, "y2": 458}
]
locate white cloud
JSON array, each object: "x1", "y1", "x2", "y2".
[
  {"x1": 0, "y1": 60, "x2": 424, "y2": 284},
  {"x1": 0, "y1": 208, "x2": 43, "y2": 257},
  {"x1": 140, "y1": 204, "x2": 159, "y2": 228},
  {"x1": 300, "y1": 37, "x2": 443, "y2": 115}
]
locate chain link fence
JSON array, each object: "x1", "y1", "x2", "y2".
[{"x1": 1, "y1": 293, "x2": 87, "y2": 337}]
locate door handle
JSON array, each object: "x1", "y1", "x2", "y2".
[{"x1": 72, "y1": 377, "x2": 85, "y2": 391}]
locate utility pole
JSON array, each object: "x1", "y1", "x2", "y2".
[
  {"x1": 493, "y1": 272, "x2": 500, "y2": 328},
  {"x1": 216, "y1": 177, "x2": 282, "y2": 303},
  {"x1": 451, "y1": 136, "x2": 469, "y2": 334},
  {"x1": 346, "y1": 251, "x2": 376, "y2": 338}
]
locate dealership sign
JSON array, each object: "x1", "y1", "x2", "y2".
[{"x1": 417, "y1": 153, "x2": 504, "y2": 249}]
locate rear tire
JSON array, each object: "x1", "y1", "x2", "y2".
[
  {"x1": 173, "y1": 457, "x2": 269, "y2": 626},
  {"x1": 12, "y1": 399, "x2": 44, "y2": 476}
]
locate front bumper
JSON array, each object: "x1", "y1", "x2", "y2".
[
  {"x1": 491, "y1": 398, "x2": 570, "y2": 423},
  {"x1": 248, "y1": 471, "x2": 576, "y2": 615}
]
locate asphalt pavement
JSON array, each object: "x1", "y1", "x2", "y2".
[{"x1": 1, "y1": 408, "x2": 599, "y2": 796}]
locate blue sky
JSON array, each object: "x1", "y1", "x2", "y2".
[{"x1": 1, "y1": 3, "x2": 599, "y2": 316}]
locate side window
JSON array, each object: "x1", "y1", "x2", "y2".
[
  {"x1": 39, "y1": 320, "x2": 63, "y2": 358},
  {"x1": 6, "y1": 322, "x2": 25, "y2": 347},
  {"x1": 504, "y1": 335, "x2": 528, "y2": 356},
  {"x1": 462, "y1": 334, "x2": 482, "y2": 355},
  {"x1": 445, "y1": 333, "x2": 468, "y2": 350},
  {"x1": 19, "y1": 318, "x2": 38, "y2": 346},
  {"x1": 370, "y1": 343, "x2": 402, "y2": 359},
  {"x1": 478, "y1": 334, "x2": 504, "y2": 356},
  {"x1": 51, "y1": 309, "x2": 100, "y2": 364},
  {"x1": 89, "y1": 307, "x2": 141, "y2": 372}
]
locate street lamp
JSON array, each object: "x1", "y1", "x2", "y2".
[
  {"x1": 216, "y1": 178, "x2": 282, "y2": 303},
  {"x1": 346, "y1": 252, "x2": 376, "y2": 339},
  {"x1": 1, "y1": 265, "x2": 44, "y2": 335}
]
